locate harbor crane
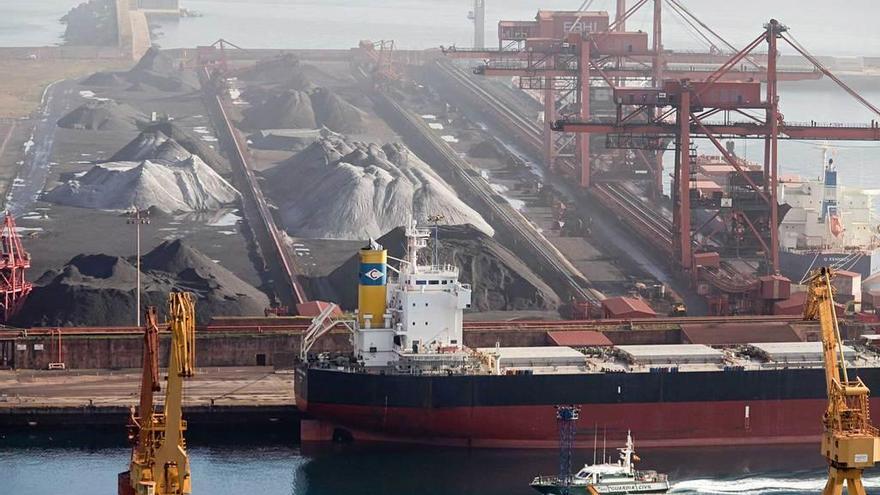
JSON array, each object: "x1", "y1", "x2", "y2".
[
  {"x1": 803, "y1": 268, "x2": 880, "y2": 495},
  {"x1": 119, "y1": 292, "x2": 197, "y2": 495}
]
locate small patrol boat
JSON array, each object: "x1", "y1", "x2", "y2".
[{"x1": 530, "y1": 432, "x2": 671, "y2": 495}]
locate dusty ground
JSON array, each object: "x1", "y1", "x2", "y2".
[
  {"x1": 0, "y1": 58, "x2": 130, "y2": 119},
  {"x1": 0, "y1": 366, "x2": 293, "y2": 408}
]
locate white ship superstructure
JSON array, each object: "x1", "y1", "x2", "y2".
[
  {"x1": 777, "y1": 153, "x2": 880, "y2": 280},
  {"x1": 353, "y1": 221, "x2": 473, "y2": 371}
]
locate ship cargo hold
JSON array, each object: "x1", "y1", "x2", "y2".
[{"x1": 296, "y1": 342, "x2": 880, "y2": 448}]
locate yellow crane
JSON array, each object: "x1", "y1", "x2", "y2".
[
  {"x1": 119, "y1": 292, "x2": 196, "y2": 495},
  {"x1": 804, "y1": 267, "x2": 880, "y2": 495}
]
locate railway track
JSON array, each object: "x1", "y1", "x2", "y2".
[
  {"x1": 594, "y1": 183, "x2": 674, "y2": 254},
  {"x1": 436, "y1": 60, "x2": 678, "y2": 257},
  {"x1": 372, "y1": 88, "x2": 599, "y2": 305},
  {"x1": 201, "y1": 69, "x2": 307, "y2": 308}
]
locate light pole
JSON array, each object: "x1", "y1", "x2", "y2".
[{"x1": 127, "y1": 207, "x2": 150, "y2": 327}]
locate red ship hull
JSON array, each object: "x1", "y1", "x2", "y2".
[
  {"x1": 299, "y1": 399, "x2": 846, "y2": 448},
  {"x1": 296, "y1": 366, "x2": 880, "y2": 448}
]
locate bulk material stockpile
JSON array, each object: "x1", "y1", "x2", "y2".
[
  {"x1": 262, "y1": 137, "x2": 494, "y2": 240},
  {"x1": 43, "y1": 156, "x2": 239, "y2": 213},
  {"x1": 57, "y1": 100, "x2": 148, "y2": 131},
  {"x1": 81, "y1": 47, "x2": 199, "y2": 93},
  {"x1": 113, "y1": 122, "x2": 230, "y2": 173},
  {"x1": 15, "y1": 240, "x2": 270, "y2": 326},
  {"x1": 325, "y1": 225, "x2": 560, "y2": 311},
  {"x1": 45, "y1": 124, "x2": 239, "y2": 213},
  {"x1": 243, "y1": 87, "x2": 367, "y2": 134}
]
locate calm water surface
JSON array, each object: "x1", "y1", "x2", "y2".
[{"x1": 3, "y1": 431, "x2": 880, "y2": 494}]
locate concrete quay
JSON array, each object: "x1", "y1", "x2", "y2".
[{"x1": 0, "y1": 366, "x2": 297, "y2": 429}]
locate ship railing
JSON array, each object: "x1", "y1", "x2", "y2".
[
  {"x1": 636, "y1": 471, "x2": 667, "y2": 482},
  {"x1": 531, "y1": 475, "x2": 566, "y2": 486}
]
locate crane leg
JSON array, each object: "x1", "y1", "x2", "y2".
[
  {"x1": 823, "y1": 467, "x2": 867, "y2": 495},
  {"x1": 847, "y1": 475, "x2": 867, "y2": 495}
]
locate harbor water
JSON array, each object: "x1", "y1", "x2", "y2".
[{"x1": 4, "y1": 430, "x2": 880, "y2": 495}]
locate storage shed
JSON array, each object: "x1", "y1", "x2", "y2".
[
  {"x1": 616, "y1": 344, "x2": 724, "y2": 365},
  {"x1": 477, "y1": 346, "x2": 586, "y2": 370},
  {"x1": 748, "y1": 342, "x2": 857, "y2": 363},
  {"x1": 601, "y1": 297, "x2": 657, "y2": 319},
  {"x1": 546, "y1": 330, "x2": 613, "y2": 348}
]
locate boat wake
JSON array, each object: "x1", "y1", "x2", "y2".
[{"x1": 669, "y1": 472, "x2": 880, "y2": 494}]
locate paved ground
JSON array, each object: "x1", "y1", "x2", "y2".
[{"x1": 0, "y1": 366, "x2": 294, "y2": 409}]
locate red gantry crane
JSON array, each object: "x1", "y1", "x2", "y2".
[
  {"x1": 553, "y1": 19, "x2": 880, "y2": 313},
  {"x1": 444, "y1": 1, "x2": 820, "y2": 198},
  {"x1": 0, "y1": 212, "x2": 31, "y2": 322}
]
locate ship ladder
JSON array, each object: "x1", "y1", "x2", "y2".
[{"x1": 300, "y1": 303, "x2": 355, "y2": 360}]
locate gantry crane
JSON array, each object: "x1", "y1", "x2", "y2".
[
  {"x1": 119, "y1": 292, "x2": 197, "y2": 495},
  {"x1": 803, "y1": 267, "x2": 879, "y2": 495},
  {"x1": 555, "y1": 19, "x2": 880, "y2": 276}
]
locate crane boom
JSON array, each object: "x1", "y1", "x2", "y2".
[
  {"x1": 119, "y1": 292, "x2": 196, "y2": 495},
  {"x1": 803, "y1": 267, "x2": 879, "y2": 495}
]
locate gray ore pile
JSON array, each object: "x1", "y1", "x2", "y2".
[
  {"x1": 113, "y1": 121, "x2": 230, "y2": 173},
  {"x1": 324, "y1": 225, "x2": 560, "y2": 312},
  {"x1": 44, "y1": 127, "x2": 239, "y2": 213},
  {"x1": 262, "y1": 136, "x2": 494, "y2": 240},
  {"x1": 242, "y1": 87, "x2": 367, "y2": 134},
  {"x1": 15, "y1": 240, "x2": 269, "y2": 327},
  {"x1": 57, "y1": 100, "x2": 148, "y2": 131}
]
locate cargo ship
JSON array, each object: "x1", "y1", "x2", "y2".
[
  {"x1": 295, "y1": 221, "x2": 880, "y2": 448},
  {"x1": 778, "y1": 153, "x2": 880, "y2": 283},
  {"x1": 694, "y1": 149, "x2": 880, "y2": 284}
]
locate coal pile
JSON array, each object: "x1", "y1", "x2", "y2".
[
  {"x1": 43, "y1": 155, "x2": 239, "y2": 213},
  {"x1": 57, "y1": 100, "x2": 147, "y2": 131},
  {"x1": 308, "y1": 87, "x2": 367, "y2": 134},
  {"x1": 62, "y1": 0, "x2": 117, "y2": 46},
  {"x1": 243, "y1": 90, "x2": 317, "y2": 129},
  {"x1": 15, "y1": 240, "x2": 270, "y2": 327},
  {"x1": 262, "y1": 137, "x2": 494, "y2": 240},
  {"x1": 248, "y1": 128, "x2": 331, "y2": 152},
  {"x1": 79, "y1": 48, "x2": 198, "y2": 93},
  {"x1": 238, "y1": 54, "x2": 322, "y2": 90},
  {"x1": 80, "y1": 71, "x2": 129, "y2": 87},
  {"x1": 126, "y1": 47, "x2": 199, "y2": 92},
  {"x1": 114, "y1": 121, "x2": 230, "y2": 173},
  {"x1": 243, "y1": 87, "x2": 367, "y2": 134},
  {"x1": 468, "y1": 139, "x2": 505, "y2": 159},
  {"x1": 324, "y1": 225, "x2": 560, "y2": 312}
]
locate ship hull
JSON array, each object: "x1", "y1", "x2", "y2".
[
  {"x1": 530, "y1": 482, "x2": 670, "y2": 494},
  {"x1": 295, "y1": 366, "x2": 880, "y2": 448},
  {"x1": 779, "y1": 249, "x2": 879, "y2": 282}
]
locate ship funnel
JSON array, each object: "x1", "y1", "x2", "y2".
[{"x1": 358, "y1": 241, "x2": 388, "y2": 328}]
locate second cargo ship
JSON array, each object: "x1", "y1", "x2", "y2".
[{"x1": 295, "y1": 221, "x2": 880, "y2": 447}]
